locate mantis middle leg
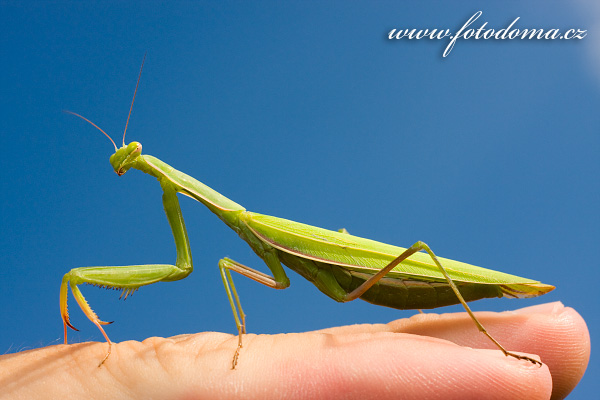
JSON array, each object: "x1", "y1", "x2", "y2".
[{"x1": 218, "y1": 251, "x2": 290, "y2": 369}]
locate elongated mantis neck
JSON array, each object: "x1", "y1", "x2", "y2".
[{"x1": 132, "y1": 152, "x2": 246, "y2": 227}]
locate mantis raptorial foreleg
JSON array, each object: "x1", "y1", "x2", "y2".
[
  {"x1": 60, "y1": 182, "x2": 193, "y2": 365},
  {"x1": 61, "y1": 264, "x2": 180, "y2": 365},
  {"x1": 218, "y1": 255, "x2": 290, "y2": 368}
]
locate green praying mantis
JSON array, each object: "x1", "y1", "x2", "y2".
[{"x1": 61, "y1": 58, "x2": 555, "y2": 369}]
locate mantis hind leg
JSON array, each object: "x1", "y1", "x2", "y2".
[
  {"x1": 218, "y1": 254, "x2": 290, "y2": 369},
  {"x1": 343, "y1": 241, "x2": 542, "y2": 366}
]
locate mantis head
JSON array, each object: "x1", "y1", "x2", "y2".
[
  {"x1": 64, "y1": 109, "x2": 142, "y2": 176},
  {"x1": 109, "y1": 142, "x2": 142, "y2": 176},
  {"x1": 67, "y1": 54, "x2": 147, "y2": 176}
]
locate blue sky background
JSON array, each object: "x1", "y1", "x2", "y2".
[{"x1": 1, "y1": 1, "x2": 598, "y2": 397}]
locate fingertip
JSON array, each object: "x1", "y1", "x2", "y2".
[{"x1": 387, "y1": 302, "x2": 590, "y2": 400}]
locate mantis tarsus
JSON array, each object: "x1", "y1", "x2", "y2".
[{"x1": 61, "y1": 58, "x2": 554, "y2": 369}]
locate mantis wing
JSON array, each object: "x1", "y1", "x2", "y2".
[{"x1": 241, "y1": 212, "x2": 554, "y2": 298}]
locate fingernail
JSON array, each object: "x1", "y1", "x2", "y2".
[{"x1": 512, "y1": 301, "x2": 564, "y2": 315}]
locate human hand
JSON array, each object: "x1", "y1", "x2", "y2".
[{"x1": 0, "y1": 302, "x2": 588, "y2": 399}]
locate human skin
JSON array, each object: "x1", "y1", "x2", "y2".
[{"x1": 0, "y1": 302, "x2": 589, "y2": 400}]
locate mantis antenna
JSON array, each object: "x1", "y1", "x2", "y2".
[
  {"x1": 64, "y1": 53, "x2": 146, "y2": 152},
  {"x1": 63, "y1": 110, "x2": 118, "y2": 152},
  {"x1": 122, "y1": 53, "x2": 146, "y2": 147}
]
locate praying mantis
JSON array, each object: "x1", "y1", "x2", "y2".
[{"x1": 61, "y1": 58, "x2": 555, "y2": 369}]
